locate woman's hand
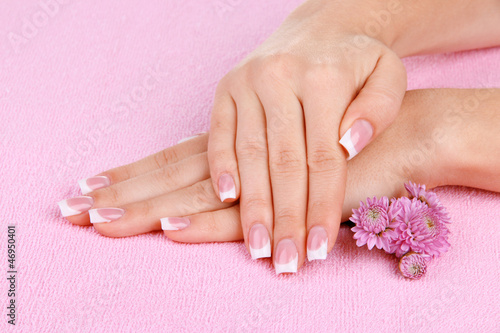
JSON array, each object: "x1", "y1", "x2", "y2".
[
  {"x1": 60, "y1": 89, "x2": 500, "y2": 273},
  {"x1": 206, "y1": 0, "x2": 500, "y2": 272},
  {"x1": 61, "y1": 136, "x2": 240, "y2": 240},
  {"x1": 207, "y1": 0, "x2": 407, "y2": 271}
]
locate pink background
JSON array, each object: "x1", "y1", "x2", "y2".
[{"x1": 1, "y1": 0, "x2": 499, "y2": 332}]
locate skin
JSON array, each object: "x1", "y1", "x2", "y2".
[
  {"x1": 64, "y1": 89, "x2": 500, "y2": 251},
  {"x1": 206, "y1": 0, "x2": 500, "y2": 270}
]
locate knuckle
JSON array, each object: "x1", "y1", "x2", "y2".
[
  {"x1": 309, "y1": 200, "x2": 335, "y2": 216},
  {"x1": 258, "y1": 54, "x2": 294, "y2": 81},
  {"x1": 365, "y1": 88, "x2": 403, "y2": 122},
  {"x1": 270, "y1": 148, "x2": 305, "y2": 175},
  {"x1": 154, "y1": 148, "x2": 178, "y2": 168},
  {"x1": 230, "y1": 67, "x2": 252, "y2": 88},
  {"x1": 274, "y1": 208, "x2": 302, "y2": 227},
  {"x1": 155, "y1": 164, "x2": 179, "y2": 183},
  {"x1": 210, "y1": 117, "x2": 231, "y2": 133},
  {"x1": 242, "y1": 196, "x2": 272, "y2": 225},
  {"x1": 199, "y1": 212, "x2": 219, "y2": 233},
  {"x1": 136, "y1": 199, "x2": 154, "y2": 218},
  {"x1": 236, "y1": 136, "x2": 267, "y2": 160},
  {"x1": 376, "y1": 87, "x2": 402, "y2": 108},
  {"x1": 303, "y1": 64, "x2": 336, "y2": 87},
  {"x1": 217, "y1": 69, "x2": 250, "y2": 95},
  {"x1": 199, "y1": 179, "x2": 217, "y2": 198},
  {"x1": 267, "y1": 112, "x2": 295, "y2": 140},
  {"x1": 242, "y1": 195, "x2": 268, "y2": 213},
  {"x1": 190, "y1": 180, "x2": 217, "y2": 211},
  {"x1": 307, "y1": 145, "x2": 340, "y2": 173},
  {"x1": 216, "y1": 73, "x2": 233, "y2": 93}
]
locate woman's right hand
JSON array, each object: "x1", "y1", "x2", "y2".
[{"x1": 60, "y1": 88, "x2": 499, "y2": 253}]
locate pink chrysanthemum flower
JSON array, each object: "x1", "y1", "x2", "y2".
[
  {"x1": 404, "y1": 182, "x2": 450, "y2": 223},
  {"x1": 399, "y1": 252, "x2": 429, "y2": 279},
  {"x1": 350, "y1": 197, "x2": 398, "y2": 252},
  {"x1": 390, "y1": 197, "x2": 450, "y2": 258}
]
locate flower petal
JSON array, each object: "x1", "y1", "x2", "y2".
[{"x1": 367, "y1": 236, "x2": 376, "y2": 250}]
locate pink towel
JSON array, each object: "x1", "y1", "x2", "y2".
[{"x1": 1, "y1": 0, "x2": 499, "y2": 331}]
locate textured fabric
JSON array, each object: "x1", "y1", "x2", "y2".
[{"x1": 1, "y1": 1, "x2": 499, "y2": 332}]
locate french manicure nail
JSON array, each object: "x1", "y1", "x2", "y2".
[
  {"x1": 88, "y1": 208, "x2": 124, "y2": 223},
  {"x1": 78, "y1": 176, "x2": 110, "y2": 194},
  {"x1": 218, "y1": 173, "x2": 236, "y2": 202},
  {"x1": 177, "y1": 132, "x2": 206, "y2": 144},
  {"x1": 249, "y1": 224, "x2": 271, "y2": 259},
  {"x1": 274, "y1": 239, "x2": 298, "y2": 275},
  {"x1": 339, "y1": 119, "x2": 373, "y2": 160},
  {"x1": 307, "y1": 226, "x2": 328, "y2": 261},
  {"x1": 160, "y1": 217, "x2": 191, "y2": 231},
  {"x1": 57, "y1": 196, "x2": 94, "y2": 217}
]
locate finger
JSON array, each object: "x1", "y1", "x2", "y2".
[
  {"x1": 301, "y1": 71, "x2": 350, "y2": 261},
  {"x1": 78, "y1": 133, "x2": 208, "y2": 193},
  {"x1": 259, "y1": 85, "x2": 307, "y2": 275},
  {"x1": 89, "y1": 179, "x2": 232, "y2": 238},
  {"x1": 62, "y1": 152, "x2": 210, "y2": 226},
  {"x1": 339, "y1": 52, "x2": 406, "y2": 160},
  {"x1": 92, "y1": 153, "x2": 210, "y2": 208},
  {"x1": 164, "y1": 206, "x2": 243, "y2": 243},
  {"x1": 207, "y1": 86, "x2": 240, "y2": 203},
  {"x1": 234, "y1": 89, "x2": 273, "y2": 260}
]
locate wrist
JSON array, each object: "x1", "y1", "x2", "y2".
[
  {"x1": 401, "y1": 89, "x2": 500, "y2": 192},
  {"x1": 304, "y1": 0, "x2": 500, "y2": 58},
  {"x1": 437, "y1": 89, "x2": 500, "y2": 192},
  {"x1": 295, "y1": 0, "x2": 411, "y2": 56},
  {"x1": 374, "y1": 89, "x2": 463, "y2": 190}
]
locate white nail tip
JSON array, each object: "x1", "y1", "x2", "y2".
[
  {"x1": 57, "y1": 200, "x2": 82, "y2": 217},
  {"x1": 160, "y1": 218, "x2": 181, "y2": 231},
  {"x1": 307, "y1": 241, "x2": 328, "y2": 261},
  {"x1": 220, "y1": 187, "x2": 236, "y2": 202},
  {"x1": 177, "y1": 135, "x2": 198, "y2": 144},
  {"x1": 339, "y1": 128, "x2": 358, "y2": 161},
  {"x1": 88, "y1": 209, "x2": 111, "y2": 224},
  {"x1": 250, "y1": 240, "x2": 271, "y2": 259},
  {"x1": 78, "y1": 178, "x2": 92, "y2": 195},
  {"x1": 78, "y1": 176, "x2": 109, "y2": 195},
  {"x1": 275, "y1": 255, "x2": 298, "y2": 275},
  {"x1": 177, "y1": 132, "x2": 206, "y2": 144}
]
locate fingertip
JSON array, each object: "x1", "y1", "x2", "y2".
[
  {"x1": 274, "y1": 238, "x2": 301, "y2": 275},
  {"x1": 218, "y1": 173, "x2": 238, "y2": 202},
  {"x1": 306, "y1": 226, "x2": 328, "y2": 261},
  {"x1": 64, "y1": 212, "x2": 92, "y2": 226},
  {"x1": 248, "y1": 223, "x2": 272, "y2": 259},
  {"x1": 339, "y1": 119, "x2": 374, "y2": 160}
]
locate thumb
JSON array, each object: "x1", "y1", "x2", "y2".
[{"x1": 339, "y1": 52, "x2": 407, "y2": 160}]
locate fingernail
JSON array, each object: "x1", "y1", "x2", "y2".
[
  {"x1": 78, "y1": 176, "x2": 110, "y2": 195},
  {"x1": 218, "y1": 173, "x2": 236, "y2": 202},
  {"x1": 88, "y1": 208, "x2": 124, "y2": 223},
  {"x1": 177, "y1": 132, "x2": 206, "y2": 144},
  {"x1": 57, "y1": 196, "x2": 94, "y2": 217},
  {"x1": 160, "y1": 217, "x2": 191, "y2": 231},
  {"x1": 249, "y1": 224, "x2": 271, "y2": 259},
  {"x1": 339, "y1": 119, "x2": 373, "y2": 160},
  {"x1": 307, "y1": 226, "x2": 328, "y2": 261},
  {"x1": 274, "y1": 239, "x2": 298, "y2": 275}
]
